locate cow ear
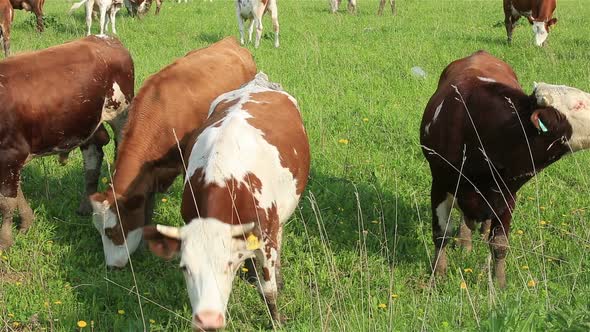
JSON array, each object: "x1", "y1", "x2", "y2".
[
  {"x1": 548, "y1": 18, "x2": 557, "y2": 27},
  {"x1": 530, "y1": 107, "x2": 566, "y2": 133},
  {"x1": 143, "y1": 225, "x2": 181, "y2": 260}
]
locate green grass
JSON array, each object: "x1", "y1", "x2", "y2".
[{"x1": 2, "y1": 0, "x2": 590, "y2": 331}]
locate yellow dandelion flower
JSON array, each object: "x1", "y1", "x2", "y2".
[
  {"x1": 12, "y1": 322, "x2": 20, "y2": 327},
  {"x1": 117, "y1": 309, "x2": 125, "y2": 315},
  {"x1": 371, "y1": 220, "x2": 380, "y2": 224},
  {"x1": 161, "y1": 198, "x2": 168, "y2": 203},
  {"x1": 338, "y1": 139, "x2": 349, "y2": 145},
  {"x1": 149, "y1": 319, "x2": 156, "y2": 324},
  {"x1": 44, "y1": 301, "x2": 49, "y2": 307},
  {"x1": 527, "y1": 280, "x2": 536, "y2": 287},
  {"x1": 241, "y1": 267, "x2": 249, "y2": 273},
  {"x1": 521, "y1": 265, "x2": 529, "y2": 270},
  {"x1": 539, "y1": 220, "x2": 547, "y2": 226},
  {"x1": 47, "y1": 240, "x2": 53, "y2": 244},
  {"x1": 77, "y1": 320, "x2": 88, "y2": 328},
  {"x1": 391, "y1": 294, "x2": 399, "y2": 299},
  {"x1": 548, "y1": 257, "x2": 554, "y2": 262},
  {"x1": 7, "y1": 313, "x2": 14, "y2": 318},
  {"x1": 362, "y1": 118, "x2": 369, "y2": 122},
  {"x1": 516, "y1": 229, "x2": 524, "y2": 235},
  {"x1": 54, "y1": 301, "x2": 62, "y2": 305},
  {"x1": 246, "y1": 233, "x2": 260, "y2": 250},
  {"x1": 540, "y1": 206, "x2": 546, "y2": 210},
  {"x1": 1, "y1": 255, "x2": 7, "y2": 260},
  {"x1": 528, "y1": 196, "x2": 534, "y2": 200},
  {"x1": 460, "y1": 281, "x2": 467, "y2": 289},
  {"x1": 377, "y1": 303, "x2": 387, "y2": 309},
  {"x1": 101, "y1": 177, "x2": 108, "y2": 184},
  {"x1": 464, "y1": 268, "x2": 473, "y2": 274},
  {"x1": 15, "y1": 281, "x2": 22, "y2": 286}
]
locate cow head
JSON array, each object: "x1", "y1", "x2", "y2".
[
  {"x1": 534, "y1": 82, "x2": 590, "y2": 150},
  {"x1": 532, "y1": 18, "x2": 557, "y2": 46},
  {"x1": 89, "y1": 192, "x2": 145, "y2": 268},
  {"x1": 144, "y1": 219, "x2": 256, "y2": 331}
]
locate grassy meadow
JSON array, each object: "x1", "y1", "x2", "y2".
[{"x1": 2, "y1": 0, "x2": 590, "y2": 330}]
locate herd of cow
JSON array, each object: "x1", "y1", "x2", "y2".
[{"x1": 0, "y1": 0, "x2": 588, "y2": 330}]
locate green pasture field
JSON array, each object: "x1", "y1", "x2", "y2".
[{"x1": 1, "y1": 0, "x2": 590, "y2": 331}]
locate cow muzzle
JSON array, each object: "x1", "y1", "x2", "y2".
[{"x1": 193, "y1": 311, "x2": 225, "y2": 331}]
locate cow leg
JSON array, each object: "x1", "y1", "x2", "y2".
[
  {"x1": 109, "y1": 7, "x2": 118, "y2": 34},
  {"x1": 378, "y1": 0, "x2": 385, "y2": 15},
  {"x1": 85, "y1": 2, "x2": 93, "y2": 35},
  {"x1": 256, "y1": 228, "x2": 284, "y2": 325},
  {"x1": 77, "y1": 126, "x2": 109, "y2": 216},
  {"x1": 1, "y1": 25, "x2": 9, "y2": 57},
  {"x1": 489, "y1": 198, "x2": 515, "y2": 288},
  {"x1": 247, "y1": 20, "x2": 255, "y2": 44},
  {"x1": 99, "y1": 6, "x2": 108, "y2": 35},
  {"x1": 431, "y1": 187, "x2": 454, "y2": 276},
  {"x1": 16, "y1": 185, "x2": 34, "y2": 233},
  {"x1": 330, "y1": 0, "x2": 339, "y2": 13},
  {"x1": 267, "y1": 0, "x2": 279, "y2": 48},
  {"x1": 34, "y1": 5, "x2": 44, "y2": 32},
  {"x1": 347, "y1": 0, "x2": 356, "y2": 14},
  {"x1": 480, "y1": 219, "x2": 491, "y2": 238},
  {"x1": 235, "y1": 2, "x2": 246, "y2": 45},
  {"x1": 155, "y1": 0, "x2": 162, "y2": 15},
  {"x1": 0, "y1": 193, "x2": 17, "y2": 250},
  {"x1": 457, "y1": 216, "x2": 476, "y2": 251},
  {"x1": 253, "y1": 17, "x2": 263, "y2": 49}
]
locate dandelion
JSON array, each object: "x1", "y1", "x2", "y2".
[
  {"x1": 54, "y1": 301, "x2": 62, "y2": 305},
  {"x1": 516, "y1": 229, "x2": 524, "y2": 235},
  {"x1": 539, "y1": 220, "x2": 548, "y2": 226},
  {"x1": 77, "y1": 320, "x2": 88, "y2": 328},
  {"x1": 540, "y1": 206, "x2": 546, "y2": 210},
  {"x1": 362, "y1": 118, "x2": 369, "y2": 122},
  {"x1": 161, "y1": 198, "x2": 168, "y2": 203},
  {"x1": 370, "y1": 220, "x2": 380, "y2": 224},
  {"x1": 241, "y1": 267, "x2": 249, "y2": 273},
  {"x1": 15, "y1": 281, "x2": 22, "y2": 286},
  {"x1": 464, "y1": 268, "x2": 473, "y2": 274},
  {"x1": 527, "y1": 280, "x2": 536, "y2": 287},
  {"x1": 246, "y1": 233, "x2": 260, "y2": 250},
  {"x1": 8, "y1": 313, "x2": 14, "y2": 318},
  {"x1": 377, "y1": 303, "x2": 387, "y2": 309},
  {"x1": 338, "y1": 139, "x2": 349, "y2": 145},
  {"x1": 528, "y1": 196, "x2": 534, "y2": 200},
  {"x1": 149, "y1": 319, "x2": 156, "y2": 324},
  {"x1": 521, "y1": 265, "x2": 529, "y2": 270},
  {"x1": 1, "y1": 255, "x2": 7, "y2": 260},
  {"x1": 47, "y1": 240, "x2": 53, "y2": 244},
  {"x1": 101, "y1": 177, "x2": 108, "y2": 184},
  {"x1": 117, "y1": 309, "x2": 125, "y2": 315},
  {"x1": 12, "y1": 322, "x2": 20, "y2": 327},
  {"x1": 460, "y1": 281, "x2": 467, "y2": 289},
  {"x1": 391, "y1": 294, "x2": 399, "y2": 299},
  {"x1": 44, "y1": 302, "x2": 49, "y2": 307}
]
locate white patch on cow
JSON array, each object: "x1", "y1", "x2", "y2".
[
  {"x1": 138, "y1": 1, "x2": 147, "y2": 13},
  {"x1": 193, "y1": 74, "x2": 300, "y2": 222},
  {"x1": 90, "y1": 200, "x2": 142, "y2": 267},
  {"x1": 173, "y1": 218, "x2": 256, "y2": 328},
  {"x1": 432, "y1": 100, "x2": 444, "y2": 124},
  {"x1": 293, "y1": 148, "x2": 298, "y2": 156},
  {"x1": 424, "y1": 123, "x2": 431, "y2": 136},
  {"x1": 436, "y1": 193, "x2": 454, "y2": 238},
  {"x1": 101, "y1": 82, "x2": 128, "y2": 122},
  {"x1": 478, "y1": 76, "x2": 497, "y2": 83},
  {"x1": 534, "y1": 82, "x2": 590, "y2": 150},
  {"x1": 533, "y1": 21, "x2": 548, "y2": 46}
]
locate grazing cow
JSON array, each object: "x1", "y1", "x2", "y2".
[
  {"x1": 69, "y1": 0, "x2": 123, "y2": 35},
  {"x1": 331, "y1": 0, "x2": 356, "y2": 14},
  {"x1": 89, "y1": 37, "x2": 256, "y2": 268},
  {"x1": 9, "y1": 0, "x2": 43, "y2": 31},
  {"x1": 0, "y1": 35, "x2": 134, "y2": 250},
  {"x1": 503, "y1": 0, "x2": 557, "y2": 46},
  {"x1": 420, "y1": 50, "x2": 590, "y2": 287},
  {"x1": 236, "y1": 0, "x2": 279, "y2": 48},
  {"x1": 0, "y1": 0, "x2": 12, "y2": 56},
  {"x1": 144, "y1": 72, "x2": 310, "y2": 330},
  {"x1": 124, "y1": 0, "x2": 162, "y2": 16}
]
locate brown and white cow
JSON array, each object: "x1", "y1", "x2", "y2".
[
  {"x1": 236, "y1": 0, "x2": 279, "y2": 48},
  {"x1": 144, "y1": 72, "x2": 310, "y2": 331},
  {"x1": 69, "y1": 0, "x2": 123, "y2": 36},
  {"x1": 331, "y1": 0, "x2": 356, "y2": 14},
  {"x1": 503, "y1": 0, "x2": 557, "y2": 46},
  {"x1": 0, "y1": 35, "x2": 134, "y2": 250},
  {"x1": 0, "y1": 0, "x2": 12, "y2": 56},
  {"x1": 89, "y1": 37, "x2": 256, "y2": 268},
  {"x1": 9, "y1": 0, "x2": 44, "y2": 32},
  {"x1": 124, "y1": 0, "x2": 162, "y2": 16},
  {"x1": 420, "y1": 50, "x2": 590, "y2": 287}
]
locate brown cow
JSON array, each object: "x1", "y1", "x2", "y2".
[
  {"x1": 9, "y1": 0, "x2": 44, "y2": 32},
  {"x1": 144, "y1": 72, "x2": 310, "y2": 330},
  {"x1": 89, "y1": 37, "x2": 256, "y2": 268},
  {"x1": 124, "y1": 0, "x2": 162, "y2": 16},
  {"x1": 504, "y1": 0, "x2": 557, "y2": 46},
  {"x1": 420, "y1": 50, "x2": 590, "y2": 287},
  {"x1": 0, "y1": 35, "x2": 134, "y2": 250},
  {"x1": 0, "y1": 0, "x2": 12, "y2": 56}
]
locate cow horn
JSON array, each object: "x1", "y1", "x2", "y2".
[
  {"x1": 541, "y1": 95, "x2": 552, "y2": 106},
  {"x1": 156, "y1": 224, "x2": 181, "y2": 239},
  {"x1": 231, "y1": 222, "x2": 256, "y2": 237}
]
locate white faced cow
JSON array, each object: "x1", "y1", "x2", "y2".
[
  {"x1": 69, "y1": 0, "x2": 122, "y2": 35},
  {"x1": 144, "y1": 73, "x2": 310, "y2": 330},
  {"x1": 236, "y1": 0, "x2": 279, "y2": 48}
]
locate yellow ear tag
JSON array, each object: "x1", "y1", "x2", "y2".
[{"x1": 246, "y1": 233, "x2": 260, "y2": 250}]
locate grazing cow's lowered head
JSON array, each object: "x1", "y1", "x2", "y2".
[
  {"x1": 90, "y1": 192, "x2": 144, "y2": 268},
  {"x1": 145, "y1": 72, "x2": 310, "y2": 330},
  {"x1": 532, "y1": 16, "x2": 557, "y2": 46},
  {"x1": 503, "y1": 0, "x2": 557, "y2": 46},
  {"x1": 534, "y1": 82, "x2": 590, "y2": 150}
]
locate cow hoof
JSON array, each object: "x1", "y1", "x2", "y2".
[{"x1": 77, "y1": 201, "x2": 93, "y2": 216}]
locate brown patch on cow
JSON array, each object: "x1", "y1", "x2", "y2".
[{"x1": 262, "y1": 267, "x2": 271, "y2": 281}]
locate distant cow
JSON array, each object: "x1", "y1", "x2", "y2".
[
  {"x1": 89, "y1": 37, "x2": 256, "y2": 268},
  {"x1": 0, "y1": 36, "x2": 134, "y2": 250},
  {"x1": 236, "y1": 0, "x2": 279, "y2": 48},
  {"x1": 420, "y1": 50, "x2": 590, "y2": 287},
  {"x1": 0, "y1": 0, "x2": 12, "y2": 56},
  {"x1": 9, "y1": 0, "x2": 43, "y2": 31},
  {"x1": 124, "y1": 0, "x2": 162, "y2": 16},
  {"x1": 69, "y1": 0, "x2": 123, "y2": 35},
  {"x1": 331, "y1": 0, "x2": 356, "y2": 14},
  {"x1": 503, "y1": 0, "x2": 557, "y2": 46},
  {"x1": 144, "y1": 72, "x2": 310, "y2": 330}
]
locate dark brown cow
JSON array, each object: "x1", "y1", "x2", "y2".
[
  {"x1": 10, "y1": 0, "x2": 44, "y2": 32},
  {"x1": 89, "y1": 37, "x2": 256, "y2": 268},
  {"x1": 124, "y1": 0, "x2": 162, "y2": 16},
  {"x1": 0, "y1": 35, "x2": 134, "y2": 250},
  {"x1": 0, "y1": 0, "x2": 12, "y2": 56},
  {"x1": 504, "y1": 0, "x2": 557, "y2": 46},
  {"x1": 144, "y1": 72, "x2": 310, "y2": 331},
  {"x1": 420, "y1": 50, "x2": 590, "y2": 287}
]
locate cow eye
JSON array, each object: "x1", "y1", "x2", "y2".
[{"x1": 180, "y1": 265, "x2": 190, "y2": 275}]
